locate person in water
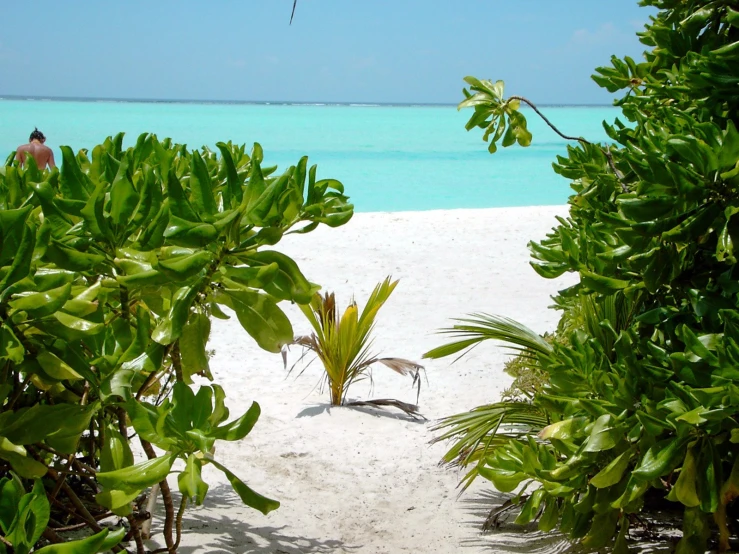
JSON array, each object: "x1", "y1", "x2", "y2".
[{"x1": 16, "y1": 128, "x2": 56, "y2": 169}]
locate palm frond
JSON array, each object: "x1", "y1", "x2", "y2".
[
  {"x1": 363, "y1": 357, "x2": 425, "y2": 403},
  {"x1": 423, "y1": 313, "x2": 552, "y2": 360},
  {"x1": 432, "y1": 401, "x2": 548, "y2": 490},
  {"x1": 554, "y1": 291, "x2": 638, "y2": 356}
]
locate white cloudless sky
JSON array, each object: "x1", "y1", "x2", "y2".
[{"x1": 0, "y1": 0, "x2": 655, "y2": 104}]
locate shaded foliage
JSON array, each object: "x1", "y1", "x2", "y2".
[
  {"x1": 0, "y1": 134, "x2": 352, "y2": 551},
  {"x1": 429, "y1": 0, "x2": 739, "y2": 551}
]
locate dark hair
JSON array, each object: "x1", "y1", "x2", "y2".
[{"x1": 29, "y1": 128, "x2": 45, "y2": 142}]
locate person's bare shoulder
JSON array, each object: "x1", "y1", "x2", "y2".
[
  {"x1": 15, "y1": 144, "x2": 29, "y2": 163},
  {"x1": 45, "y1": 145, "x2": 56, "y2": 169}
]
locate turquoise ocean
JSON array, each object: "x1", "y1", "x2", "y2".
[{"x1": 0, "y1": 99, "x2": 619, "y2": 212}]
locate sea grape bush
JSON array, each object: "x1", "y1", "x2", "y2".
[
  {"x1": 430, "y1": 0, "x2": 739, "y2": 551},
  {"x1": 0, "y1": 133, "x2": 352, "y2": 552}
]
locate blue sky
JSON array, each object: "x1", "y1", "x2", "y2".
[{"x1": 1, "y1": 1, "x2": 653, "y2": 105}]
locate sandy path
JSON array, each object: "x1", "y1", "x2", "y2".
[{"x1": 148, "y1": 205, "x2": 577, "y2": 554}]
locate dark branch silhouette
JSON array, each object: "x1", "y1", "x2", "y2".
[
  {"x1": 509, "y1": 95, "x2": 626, "y2": 190},
  {"x1": 290, "y1": 0, "x2": 297, "y2": 24}
]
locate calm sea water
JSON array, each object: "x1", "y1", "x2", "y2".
[{"x1": 0, "y1": 99, "x2": 620, "y2": 212}]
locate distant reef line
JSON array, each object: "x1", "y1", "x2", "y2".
[{"x1": 0, "y1": 94, "x2": 613, "y2": 109}]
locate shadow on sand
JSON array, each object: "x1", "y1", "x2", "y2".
[
  {"x1": 458, "y1": 489, "x2": 574, "y2": 553},
  {"x1": 149, "y1": 485, "x2": 359, "y2": 554},
  {"x1": 296, "y1": 402, "x2": 426, "y2": 423},
  {"x1": 459, "y1": 489, "x2": 675, "y2": 553}
]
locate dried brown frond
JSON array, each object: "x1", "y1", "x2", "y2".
[
  {"x1": 318, "y1": 292, "x2": 337, "y2": 327},
  {"x1": 345, "y1": 398, "x2": 426, "y2": 420},
  {"x1": 291, "y1": 335, "x2": 318, "y2": 350},
  {"x1": 365, "y1": 357, "x2": 425, "y2": 403},
  {"x1": 372, "y1": 357, "x2": 424, "y2": 376}
]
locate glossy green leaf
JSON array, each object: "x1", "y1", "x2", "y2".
[
  {"x1": 0, "y1": 448, "x2": 49, "y2": 479},
  {"x1": 675, "y1": 507, "x2": 710, "y2": 554},
  {"x1": 35, "y1": 527, "x2": 126, "y2": 553},
  {"x1": 164, "y1": 215, "x2": 219, "y2": 246},
  {"x1": 222, "y1": 263, "x2": 279, "y2": 290},
  {"x1": 668, "y1": 447, "x2": 700, "y2": 507},
  {"x1": 180, "y1": 311, "x2": 212, "y2": 383},
  {"x1": 59, "y1": 145, "x2": 92, "y2": 201},
  {"x1": 110, "y1": 156, "x2": 139, "y2": 227},
  {"x1": 696, "y1": 441, "x2": 719, "y2": 513},
  {"x1": 514, "y1": 489, "x2": 544, "y2": 524},
  {"x1": 53, "y1": 311, "x2": 104, "y2": 336},
  {"x1": 178, "y1": 454, "x2": 209, "y2": 505},
  {"x1": 44, "y1": 240, "x2": 105, "y2": 273},
  {"x1": 0, "y1": 206, "x2": 33, "y2": 266},
  {"x1": 0, "y1": 324, "x2": 25, "y2": 365},
  {"x1": 590, "y1": 450, "x2": 631, "y2": 488},
  {"x1": 166, "y1": 170, "x2": 199, "y2": 221},
  {"x1": 216, "y1": 142, "x2": 243, "y2": 205},
  {"x1": 0, "y1": 223, "x2": 35, "y2": 298},
  {"x1": 214, "y1": 288, "x2": 293, "y2": 353},
  {"x1": 9, "y1": 283, "x2": 72, "y2": 317},
  {"x1": 583, "y1": 414, "x2": 622, "y2": 452},
  {"x1": 582, "y1": 510, "x2": 619, "y2": 550},
  {"x1": 36, "y1": 351, "x2": 84, "y2": 381},
  {"x1": 190, "y1": 150, "x2": 217, "y2": 215},
  {"x1": 0, "y1": 475, "x2": 24, "y2": 533},
  {"x1": 97, "y1": 452, "x2": 176, "y2": 492},
  {"x1": 100, "y1": 427, "x2": 134, "y2": 473},
  {"x1": 580, "y1": 270, "x2": 630, "y2": 294},
  {"x1": 126, "y1": 400, "x2": 177, "y2": 450},
  {"x1": 477, "y1": 465, "x2": 526, "y2": 493},
  {"x1": 617, "y1": 195, "x2": 675, "y2": 222},
  {"x1": 632, "y1": 438, "x2": 687, "y2": 481},
  {"x1": 243, "y1": 250, "x2": 316, "y2": 304},
  {"x1": 155, "y1": 251, "x2": 213, "y2": 281},
  {"x1": 120, "y1": 343, "x2": 165, "y2": 374},
  {"x1": 5, "y1": 479, "x2": 50, "y2": 549},
  {"x1": 1, "y1": 403, "x2": 97, "y2": 449},
  {"x1": 208, "y1": 384, "x2": 230, "y2": 427},
  {"x1": 207, "y1": 457, "x2": 279, "y2": 515},
  {"x1": 152, "y1": 285, "x2": 199, "y2": 345},
  {"x1": 209, "y1": 401, "x2": 260, "y2": 441}
]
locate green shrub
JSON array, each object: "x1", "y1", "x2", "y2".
[
  {"x1": 428, "y1": 1, "x2": 739, "y2": 551},
  {"x1": 0, "y1": 134, "x2": 352, "y2": 552}
]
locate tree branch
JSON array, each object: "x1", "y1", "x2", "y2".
[
  {"x1": 290, "y1": 0, "x2": 297, "y2": 24},
  {"x1": 151, "y1": 496, "x2": 188, "y2": 554},
  {"x1": 508, "y1": 95, "x2": 627, "y2": 191},
  {"x1": 127, "y1": 513, "x2": 147, "y2": 554},
  {"x1": 508, "y1": 96, "x2": 584, "y2": 142},
  {"x1": 141, "y1": 439, "x2": 175, "y2": 552}
]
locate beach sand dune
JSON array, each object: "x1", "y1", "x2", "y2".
[{"x1": 148, "y1": 205, "x2": 576, "y2": 553}]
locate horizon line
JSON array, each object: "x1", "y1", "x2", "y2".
[{"x1": 0, "y1": 93, "x2": 614, "y2": 109}]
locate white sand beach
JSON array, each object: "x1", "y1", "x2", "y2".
[{"x1": 148, "y1": 205, "x2": 578, "y2": 554}]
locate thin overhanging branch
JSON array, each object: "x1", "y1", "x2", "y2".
[
  {"x1": 290, "y1": 0, "x2": 297, "y2": 24},
  {"x1": 508, "y1": 96, "x2": 583, "y2": 142},
  {"x1": 508, "y1": 95, "x2": 627, "y2": 191}
]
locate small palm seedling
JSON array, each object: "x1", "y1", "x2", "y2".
[{"x1": 285, "y1": 277, "x2": 425, "y2": 417}]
